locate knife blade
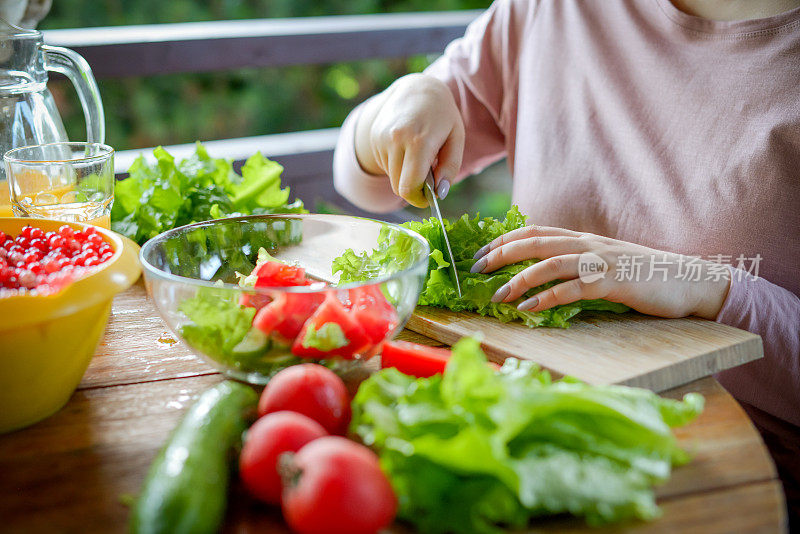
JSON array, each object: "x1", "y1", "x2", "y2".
[{"x1": 423, "y1": 170, "x2": 462, "y2": 298}]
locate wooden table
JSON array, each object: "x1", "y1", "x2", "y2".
[{"x1": 0, "y1": 281, "x2": 787, "y2": 533}]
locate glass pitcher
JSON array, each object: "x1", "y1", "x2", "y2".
[{"x1": 0, "y1": 18, "x2": 104, "y2": 216}]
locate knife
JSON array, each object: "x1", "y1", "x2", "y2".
[{"x1": 423, "y1": 170, "x2": 462, "y2": 298}]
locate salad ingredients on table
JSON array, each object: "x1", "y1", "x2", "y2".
[
  {"x1": 334, "y1": 206, "x2": 630, "y2": 328},
  {"x1": 130, "y1": 381, "x2": 258, "y2": 534},
  {"x1": 239, "y1": 411, "x2": 328, "y2": 504},
  {"x1": 0, "y1": 224, "x2": 114, "y2": 296},
  {"x1": 111, "y1": 142, "x2": 307, "y2": 245},
  {"x1": 353, "y1": 337, "x2": 705, "y2": 533},
  {"x1": 136, "y1": 347, "x2": 705, "y2": 533}
]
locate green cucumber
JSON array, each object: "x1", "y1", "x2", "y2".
[
  {"x1": 231, "y1": 327, "x2": 271, "y2": 359},
  {"x1": 130, "y1": 381, "x2": 258, "y2": 534}
]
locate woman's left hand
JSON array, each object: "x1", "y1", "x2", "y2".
[{"x1": 471, "y1": 225, "x2": 732, "y2": 320}]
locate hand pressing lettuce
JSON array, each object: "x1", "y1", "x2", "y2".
[
  {"x1": 112, "y1": 142, "x2": 307, "y2": 245},
  {"x1": 352, "y1": 337, "x2": 704, "y2": 532},
  {"x1": 334, "y1": 206, "x2": 628, "y2": 327}
]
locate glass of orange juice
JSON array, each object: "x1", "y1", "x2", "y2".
[{"x1": 3, "y1": 142, "x2": 114, "y2": 229}]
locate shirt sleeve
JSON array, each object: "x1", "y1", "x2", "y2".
[
  {"x1": 715, "y1": 266, "x2": 800, "y2": 428},
  {"x1": 332, "y1": 0, "x2": 526, "y2": 211},
  {"x1": 332, "y1": 103, "x2": 405, "y2": 213},
  {"x1": 425, "y1": 0, "x2": 526, "y2": 180}
]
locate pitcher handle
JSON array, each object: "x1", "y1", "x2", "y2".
[{"x1": 41, "y1": 45, "x2": 105, "y2": 144}]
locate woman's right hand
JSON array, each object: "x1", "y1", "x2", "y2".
[{"x1": 354, "y1": 73, "x2": 465, "y2": 208}]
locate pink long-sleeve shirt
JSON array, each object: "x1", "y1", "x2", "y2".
[{"x1": 334, "y1": 0, "x2": 800, "y2": 431}]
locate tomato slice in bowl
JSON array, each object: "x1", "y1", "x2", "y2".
[
  {"x1": 254, "y1": 261, "x2": 313, "y2": 288},
  {"x1": 292, "y1": 293, "x2": 371, "y2": 359},
  {"x1": 253, "y1": 292, "x2": 325, "y2": 344},
  {"x1": 348, "y1": 285, "x2": 398, "y2": 345}
]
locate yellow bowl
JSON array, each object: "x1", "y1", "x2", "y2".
[{"x1": 0, "y1": 218, "x2": 141, "y2": 433}]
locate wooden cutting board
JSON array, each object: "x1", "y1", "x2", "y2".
[{"x1": 406, "y1": 307, "x2": 763, "y2": 392}]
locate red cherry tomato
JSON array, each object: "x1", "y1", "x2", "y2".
[
  {"x1": 239, "y1": 411, "x2": 327, "y2": 504},
  {"x1": 281, "y1": 436, "x2": 397, "y2": 534},
  {"x1": 258, "y1": 363, "x2": 351, "y2": 435}
]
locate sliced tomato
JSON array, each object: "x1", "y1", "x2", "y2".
[
  {"x1": 380, "y1": 341, "x2": 452, "y2": 378},
  {"x1": 292, "y1": 293, "x2": 371, "y2": 359},
  {"x1": 239, "y1": 292, "x2": 272, "y2": 310},
  {"x1": 348, "y1": 285, "x2": 398, "y2": 345},
  {"x1": 254, "y1": 261, "x2": 313, "y2": 287},
  {"x1": 253, "y1": 292, "x2": 325, "y2": 343}
]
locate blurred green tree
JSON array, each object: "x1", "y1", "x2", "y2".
[{"x1": 40, "y1": 0, "x2": 490, "y2": 152}]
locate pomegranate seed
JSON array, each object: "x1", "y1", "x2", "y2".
[
  {"x1": 47, "y1": 235, "x2": 65, "y2": 249},
  {"x1": 18, "y1": 269, "x2": 37, "y2": 288},
  {"x1": 28, "y1": 261, "x2": 44, "y2": 275},
  {"x1": 23, "y1": 251, "x2": 40, "y2": 264},
  {"x1": 29, "y1": 238, "x2": 47, "y2": 252},
  {"x1": 8, "y1": 251, "x2": 23, "y2": 265}
]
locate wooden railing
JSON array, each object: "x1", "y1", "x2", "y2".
[{"x1": 42, "y1": 11, "x2": 480, "y2": 220}]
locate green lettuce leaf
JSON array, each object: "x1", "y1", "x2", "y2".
[
  {"x1": 111, "y1": 142, "x2": 307, "y2": 245},
  {"x1": 352, "y1": 338, "x2": 704, "y2": 532},
  {"x1": 178, "y1": 285, "x2": 256, "y2": 358},
  {"x1": 300, "y1": 322, "x2": 348, "y2": 351}
]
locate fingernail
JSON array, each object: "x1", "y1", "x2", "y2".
[
  {"x1": 517, "y1": 296, "x2": 539, "y2": 311},
  {"x1": 473, "y1": 244, "x2": 490, "y2": 259},
  {"x1": 436, "y1": 179, "x2": 450, "y2": 199},
  {"x1": 470, "y1": 257, "x2": 487, "y2": 274},
  {"x1": 491, "y1": 284, "x2": 510, "y2": 303}
]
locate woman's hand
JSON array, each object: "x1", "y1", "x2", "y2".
[
  {"x1": 471, "y1": 225, "x2": 732, "y2": 320},
  {"x1": 354, "y1": 73, "x2": 464, "y2": 208}
]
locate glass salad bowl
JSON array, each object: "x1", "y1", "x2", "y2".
[{"x1": 139, "y1": 214, "x2": 430, "y2": 384}]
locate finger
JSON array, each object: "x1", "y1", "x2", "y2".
[
  {"x1": 517, "y1": 278, "x2": 590, "y2": 312},
  {"x1": 490, "y1": 254, "x2": 582, "y2": 302},
  {"x1": 386, "y1": 147, "x2": 405, "y2": 198},
  {"x1": 397, "y1": 147, "x2": 432, "y2": 208},
  {"x1": 474, "y1": 225, "x2": 584, "y2": 259},
  {"x1": 471, "y1": 236, "x2": 587, "y2": 274},
  {"x1": 433, "y1": 121, "x2": 465, "y2": 198}
]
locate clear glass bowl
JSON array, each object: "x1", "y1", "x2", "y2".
[{"x1": 139, "y1": 214, "x2": 429, "y2": 384}]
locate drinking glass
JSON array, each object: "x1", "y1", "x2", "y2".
[{"x1": 3, "y1": 142, "x2": 114, "y2": 228}]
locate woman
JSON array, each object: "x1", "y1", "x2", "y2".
[{"x1": 333, "y1": 0, "x2": 800, "y2": 526}]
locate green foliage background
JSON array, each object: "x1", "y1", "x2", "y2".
[
  {"x1": 40, "y1": 0, "x2": 490, "y2": 152},
  {"x1": 39, "y1": 0, "x2": 511, "y2": 219}
]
